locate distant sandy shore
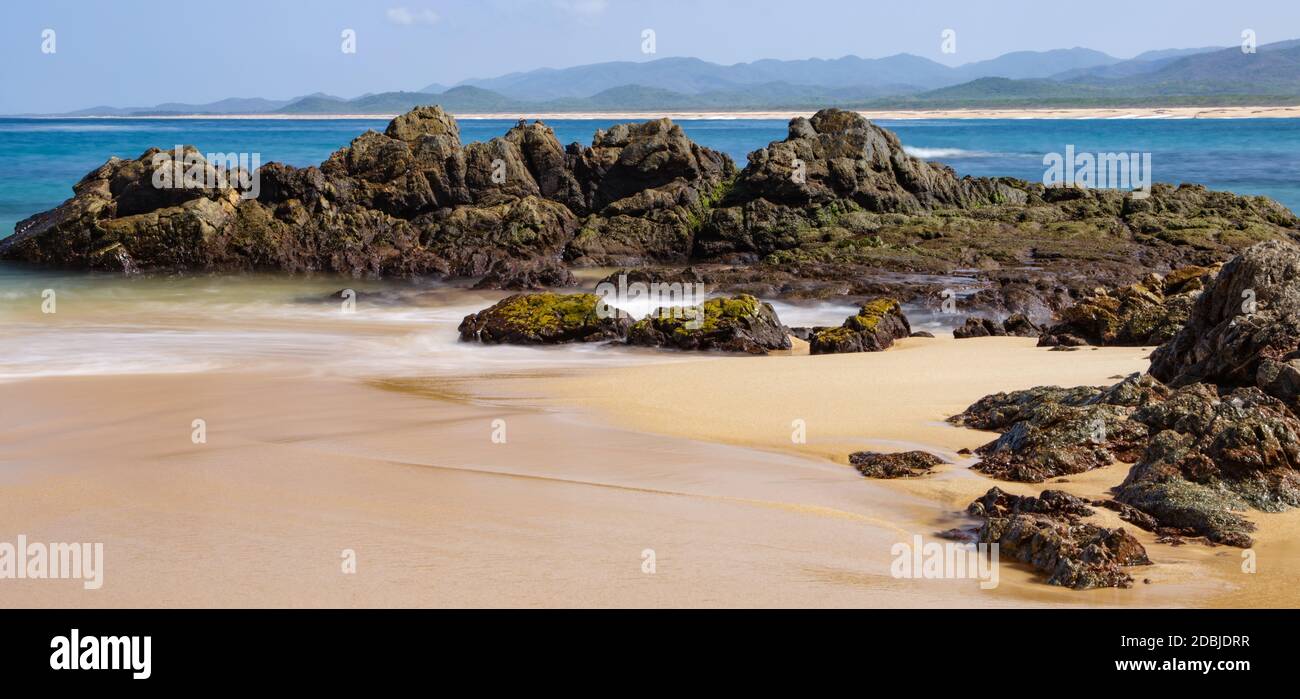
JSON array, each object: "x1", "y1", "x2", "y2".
[{"x1": 22, "y1": 105, "x2": 1300, "y2": 121}]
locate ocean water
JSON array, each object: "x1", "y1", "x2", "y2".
[{"x1": 2, "y1": 116, "x2": 1300, "y2": 238}]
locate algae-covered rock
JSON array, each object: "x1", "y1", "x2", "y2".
[
  {"x1": 626, "y1": 294, "x2": 790, "y2": 354},
  {"x1": 458, "y1": 292, "x2": 630, "y2": 345},
  {"x1": 808, "y1": 298, "x2": 910, "y2": 354}
]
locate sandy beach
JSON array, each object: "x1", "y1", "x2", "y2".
[
  {"x1": 2, "y1": 293, "x2": 1294, "y2": 607},
  {"x1": 29, "y1": 105, "x2": 1300, "y2": 121}
]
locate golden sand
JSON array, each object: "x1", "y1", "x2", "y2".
[{"x1": 2, "y1": 335, "x2": 1296, "y2": 607}]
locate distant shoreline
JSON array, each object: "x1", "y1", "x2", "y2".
[{"x1": 12, "y1": 105, "x2": 1300, "y2": 121}]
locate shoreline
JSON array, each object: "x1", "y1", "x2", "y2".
[{"x1": 11, "y1": 105, "x2": 1300, "y2": 121}]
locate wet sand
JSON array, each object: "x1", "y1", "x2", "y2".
[
  {"x1": 523, "y1": 336, "x2": 1300, "y2": 608},
  {"x1": 4, "y1": 333, "x2": 1290, "y2": 607},
  {"x1": 0, "y1": 370, "x2": 1047, "y2": 607}
]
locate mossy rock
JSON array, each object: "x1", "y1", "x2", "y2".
[
  {"x1": 626, "y1": 294, "x2": 790, "y2": 354},
  {"x1": 809, "y1": 298, "x2": 911, "y2": 354},
  {"x1": 458, "y1": 292, "x2": 630, "y2": 344}
]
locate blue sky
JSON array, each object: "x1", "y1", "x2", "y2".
[{"x1": 1, "y1": 0, "x2": 1297, "y2": 113}]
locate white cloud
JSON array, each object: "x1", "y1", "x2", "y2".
[
  {"x1": 386, "y1": 7, "x2": 440, "y2": 26},
  {"x1": 555, "y1": 0, "x2": 608, "y2": 16}
]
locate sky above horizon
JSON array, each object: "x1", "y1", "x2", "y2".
[{"x1": 1, "y1": 0, "x2": 1297, "y2": 113}]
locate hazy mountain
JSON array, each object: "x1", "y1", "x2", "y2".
[
  {"x1": 1131, "y1": 46, "x2": 1227, "y2": 62},
  {"x1": 452, "y1": 50, "x2": 1122, "y2": 100},
  {"x1": 873, "y1": 41, "x2": 1300, "y2": 107},
  {"x1": 60, "y1": 95, "x2": 323, "y2": 117},
  {"x1": 951, "y1": 48, "x2": 1119, "y2": 81},
  {"x1": 1100, "y1": 40, "x2": 1300, "y2": 94},
  {"x1": 28, "y1": 40, "x2": 1300, "y2": 116},
  {"x1": 1052, "y1": 49, "x2": 1223, "y2": 81}
]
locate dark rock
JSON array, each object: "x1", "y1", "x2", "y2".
[
  {"x1": 809, "y1": 298, "x2": 910, "y2": 354},
  {"x1": 1038, "y1": 266, "x2": 1215, "y2": 348},
  {"x1": 953, "y1": 317, "x2": 1003, "y2": 339},
  {"x1": 1001, "y1": 313, "x2": 1040, "y2": 337},
  {"x1": 909, "y1": 330, "x2": 935, "y2": 338},
  {"x1": 472, "y1": 258, "x2": 577, "y2": 290},
  {"x1": 787, "y1": 326, "x2": 826, "y2": 342},
  {"x1": 949, "y1": 385, "x2": 1103, "y2": 431},
  {"x1": 1152, "y1": 240, "x2": 1300, "y2": 390},
  {"x1": 971, "y1": 402, "x2": 1148, "y2": 482},
  {"x1": 1095, "y1": 499, "x2": 1161, "y2": 531},
  {"x1": 967, "y1": 487, "x2": 1150, "y2": 589},
  {"x1": 1116, "y1": 384, "x2": 1300, "y2": 546},
  {"x1": 849, "y1": 450, "x2": 944, "y2": 478}
]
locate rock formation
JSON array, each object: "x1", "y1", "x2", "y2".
[
  {"x1": 808, "y1": 298, "x2": 911, "y2": 354},
  {"x1": 967, "y1": 487, "x2": 1150, "y2": 589},
  {"x1": 6, "y1": 106, "x2": 1295, "y2": 328},
  {"x1": 953, "y1": 241, "x2": 1300, "y2": 551}
]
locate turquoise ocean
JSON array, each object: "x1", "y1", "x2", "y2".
[{"x1": 3, "y1": 116, "x2": 1300, "y2": 238}]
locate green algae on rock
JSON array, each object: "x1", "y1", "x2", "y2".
[
  {"x1": 626, "y1": 294, "x2": 791, "y2": 354},
  {"x1": 458, "y1": 292, "x2": 630, "y2": 345},
  {"x1": 809, "y1": 298, "x2": 911, "y2": 354}
]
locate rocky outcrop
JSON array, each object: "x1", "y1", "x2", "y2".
[
  {"x1": 952, "y1": 244, "x2": 1300, "y2": 550},
  {"x1": 0, "y1": 106, "x2": 736, "y2": 278},
  {"x1": 970, "y1": 401, "x2": 1149, "y2": 482},
  {"x1": 957, "y1": 374, "x2": 1300, "y2": 549},
  {"x1": 626, "y1": 294, "x2": 791, "y2": 354},
  {"x1": 952, "y1": 374, "x2": 1167, "y2": 482},
  {"x1": 850, "y1": 450, "x2": 944, "y2": 478},
  {"x1": 808, "y1": 298, "x2": 910, "y2": 354},
  {"x1": 1037, "y1": 265, "x2": 1216, "y2": 347},
  {"x1": 471, "y1": 258, "x2": 577, "y2": 290},
  {"x1": 8, "y1": 106, "x2": 1294, "y2": 314},
  {"x1": 1151, "y1": 240, "x2": 1300, "y2": 394},
  {"x1": 967, "y1": 487, "x2": 1150, "y2": 589},
  {"x1": 457, "y1": 292, "x2": 630, "y2": 345}
]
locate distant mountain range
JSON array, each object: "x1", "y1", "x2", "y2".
[{"x1": 26, "y1": 40, "x2": 1300, "y2": 116}]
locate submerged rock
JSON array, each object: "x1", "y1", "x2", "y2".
[
  {"x1": 808, "y1": 298, "x2": 910, "y2": 354},
  {"x1": 626, "y1": 294, "x2": 791, "y2": 354},
  {"x1": 458, "y1": 292, "x2": 629, "y2": 345},
  {"x1": 849, "y1": 450, "x2": 944, "y2": 478}
]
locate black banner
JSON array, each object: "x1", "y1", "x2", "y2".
[{"x1": 0, "y1": 609, "x2": 1288, "y2": 686}]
